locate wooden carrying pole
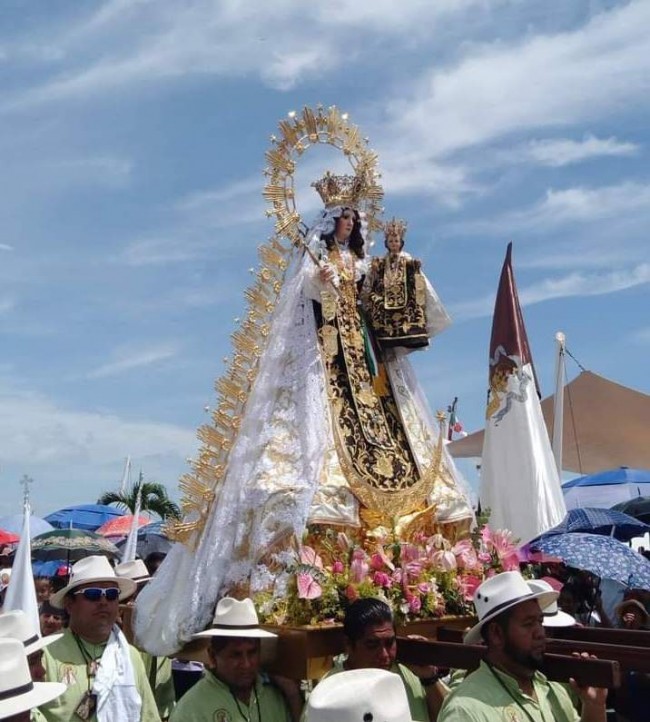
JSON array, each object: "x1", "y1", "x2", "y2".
[{"x1": 397, "y1": 638, "x2": 621, "y2": 689}]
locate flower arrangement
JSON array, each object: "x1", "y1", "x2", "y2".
[{"x1": 254, "y1": 524, "x2": 521, "y2": 626}]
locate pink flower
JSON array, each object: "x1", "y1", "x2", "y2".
[
  {"x1": 417, "y1": 581, "x2": 435, "y2": 595},
  {"x1": 372, "y1": 571, "x2": 392, "y2": 588},
  {"x1": 404, "y1": 561, "x2": 423, "y2": 581},
  {"x1": 297, "y1": 572, "x2": 322, "y2": 600},
  {"x1": 350, "y1": 549, "x2": 369, "y2": 583},
  {"x1": 458, "y1": 574, "x2": 482, "y2": 602},
  {"x1": 452, "y1": 539, "x2": 478, "y2": 570},
  {"x1": 345, "y1": 585, "x2": 359, "y2": 601},
  {"x1": 332, "y1": 560, "x2": 345, "y2": 574},
  {"x1": 408, "y1": 595, "x2": 422, "y2": 614},
  {"x1": 401, "y1": 543, "x2": 420, "y2": 563},
  {"x1": 500, "y1": 550, "x2": 521, "y2": 572},
  {"x1": 299, "y1": 546, "x2": 323, "y2": 569},
  {"x1": 478, "y1": 552, "x2": 492, "y2": 564},
  {"x1": 370, "y1": 548, "x2": 395, "y2": 571},
  {"x1": 391, "y1": 568, "x2": 403, "y2": 584},
  {"x1": 428, "y1": 534, "x2": 446, "y2": 550},
  {"x1": 432, "y1": 550, "x2": 457, "y2": 572}
]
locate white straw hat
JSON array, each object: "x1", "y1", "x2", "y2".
[
  {"x1": 50, "y1": 555, "x2": 136, "y2": 609},
  {"x1": 115, "y1": 559, "x2": 151, "y2": 585},
  {"x1": 193, "y1": 598, "x2": 277, "y2": 639},
  {"x1": 0, "y1": 610, "x2": 62, "y2": 655},
  {"x1": 464, "y1": 571, "x2": 558, "y2": 645},
  {"x1": 0, "y1": 638, "x2": 66, "y2": 718},
  {"x1": 527, "y1": 580, "x2": 575, "y2": 627},
  {"x1": 306, "y1": 669, "x2": 414, "y2": 722}
]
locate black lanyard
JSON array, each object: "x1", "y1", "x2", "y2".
[
  {"x1": 229, "y1": 686, "x2": 261, "y2": 722},
  {"x1": 485, "y1": 662, "x2": 551, "y2": 722},
  {"x1": 73, "y1": 634, "x2": 104, "y2": 692}
]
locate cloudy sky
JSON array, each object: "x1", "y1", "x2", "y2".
[{"x1": 1, "y1": 0, "x2": 648, "y2": 518}]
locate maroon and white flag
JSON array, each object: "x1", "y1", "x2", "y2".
[{"x1": 480, "y1": 244, "x2": 566, "y2": 543}]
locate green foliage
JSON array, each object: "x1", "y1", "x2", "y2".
[{"x1": 97, "y1": 475, "x2": 181, "y2": 520}]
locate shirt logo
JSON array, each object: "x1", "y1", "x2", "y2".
[
  {"x1": 214, "y1": 710, "x2": 231, "y2": 722},
  {"x1": 60, "y1": 664, "x2": 78, "y2": 687}
]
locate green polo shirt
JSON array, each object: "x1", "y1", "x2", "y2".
[
  {"x1": 322, "y1": 658, "x2": 429, "y2": 722},
  {"x1": 169, "y1": 670, "x2": 292, "y2": 722},
  {"x1": 140, "y1": 651, "x2": 175, "y2": 719},
  {"x1": 40, "y1": 628, "x2": 161, "y2": 722},
  {"x1": 438, "y1": 660, "x2": 579, "y2": 722}
]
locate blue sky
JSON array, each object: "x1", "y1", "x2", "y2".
[{"x1": 1, "y1": 0, "x2": 648, "y2": 518}]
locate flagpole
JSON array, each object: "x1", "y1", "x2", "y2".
[
  {"x1": 552, "y1": 332, "x2": 566, "y2": 477},
  {"x1": 119, "y1": 455, "x2": 131, "y2": 494}
]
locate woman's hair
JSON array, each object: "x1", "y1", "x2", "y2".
[{"x1": 321, "y1": 208, "x2": 365, "y2": 259}]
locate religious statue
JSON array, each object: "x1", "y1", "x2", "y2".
[
  {"x1": 363, "y1": 217, "x2": 451, "y2": 350},
  {"x1": 134, "y1": 107, "x2": 475, "y2": 656}
]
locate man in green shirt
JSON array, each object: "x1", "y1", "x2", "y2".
[
  {"x1": 321, "y1": 598, "x2": 444, "y2": 721},
  {"x1": 170, "y1": 597, "x2": 302, "y2": 722},
  {"x1": 40, "y1": 555, "x2": 161, "y2": 722},
  {"x1": 438, "y1": 571, "x2": 608, "y2": 722}
]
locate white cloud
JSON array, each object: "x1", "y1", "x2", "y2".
[
  {"x1": 87, "y1": 343, "x2": 180, "y2": 379},
  {"x1": 384, "y1": 1, "x2": 650, "y2": 159},
  {"x1": 0, "y1": 243, "x2": 13, "y2": 251},
  {"x1": 522, "y1": 134, "x2": 639, "y2": 167},
  {"x1": 0, "y1": 388, "x2": 195, "y2": 465},
  {"x1": 0, "y1": 0, "x2": 520, "y2": 107},
  {"x1": 464, "y1": 182, "x2": 650, "y2": 234},
  {"x1": 452, "y1": 264, "x2": 650, "y2": 320}
]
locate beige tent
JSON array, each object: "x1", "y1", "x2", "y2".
[{"x1": 448, "y1": 371, "x2": 650, "y2": 474}]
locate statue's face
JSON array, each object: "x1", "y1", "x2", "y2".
[
  {"x1": 335, "y1": 209, "x2": 355, "y2": 240},
  {"x1": 386, "y1": 233, "x2": 403, "y2": 254}
]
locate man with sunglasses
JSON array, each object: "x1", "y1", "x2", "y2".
[{"x1": 39, "y1": 556, "x2": 160, "y2": 721}]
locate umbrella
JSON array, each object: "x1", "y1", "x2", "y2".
[
  {"x1": 0, "y1": 529, "x2": 20, "y2": 546},
  {"x1": 561, "y1": 467, "x2": 650, "y2": 510},
  {"x1": 536, "y1": 507, "x2": 650, "y2": 543},
  {"x1": 45, "y1": 504, "x2": 125, "y2": 532},
  {"x1": 612, "y1": 496, "x2": 650, "y2": 525},
  {"x1": 116, "y1": 520, "x2": 172, "y2": 558},
  {"x1": 0, "y1": 514, "x2": 53, "y2": 538},
  {"x1": 31, "y1": 529, "x2": 120, "y2": 562},
  {"x1": 96, "y1": 515, "x2": 151, "y2": 538},
  {"x1": 530, "y1": 533, "x2": 650, "y2": 590}
]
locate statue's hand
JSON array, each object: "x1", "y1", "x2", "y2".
[{"x1": 319, "y1": 264, "x2": 335, "y2": 284}]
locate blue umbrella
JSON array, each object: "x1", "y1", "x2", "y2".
[
  {"x1": 530, "y1": 533, "x2": 650, "y2": 590},
  {"x1": 44, "y1": 504, "x2": 125, "y2": 532},
  {"x1": 116, "y1": 520, "x2": 172, "y2": 558},
  {"x1": 538, "y1": 507, "x2": 650, "y2": 542},
  {"x1": 0, "y1": 514, "x2": 53, "y2": 538}
]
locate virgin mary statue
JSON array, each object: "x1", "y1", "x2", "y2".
[{"x1": 134, "y1": 169, "x2": 474, "y2": 656}]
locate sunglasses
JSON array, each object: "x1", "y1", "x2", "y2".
[{"x1": 73, "y1": 587, "x2": 120, "y2": 602}]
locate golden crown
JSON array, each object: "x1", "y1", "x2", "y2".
[
  {"x1": 384, "y1": 217, "x2": 408, "y2": 241},
  {"x1": 311, "y1": 171, "x2": 368, "y2": 208}
]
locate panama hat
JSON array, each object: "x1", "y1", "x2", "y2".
[
  {"x1": 527, "y1": 580, "x2": 575, "y2": 627},
  {"x1": 615, "y1": 598, "x2": 649, "y2": 624},
  {"x1": 0, "y1": 638, "x2": 66, "y2": 718},
  {"x1": 0, "y1": 610, "x2": 62, "y2": 655},
  {"x1": 115, "y1": 559, "x2": 151, "y2": 585},
  {"x1": 193, "y1": 598, "x2": 277, "y2": 639},
  {"x1": 306, "y1": 669, "x2": 414, "y2": 722},
  {"x1": 464, "y1": 571, "x2": 558, "y2": 645},
  {"x1": 50, "y1": 555, "x2": 136, "y2": 609}
]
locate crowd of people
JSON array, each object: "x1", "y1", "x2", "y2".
[{"x1": 0, "y1": 543, "x2": 648, "y2": 721}]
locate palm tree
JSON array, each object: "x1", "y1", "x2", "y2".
[{"x1": 97, "y1": 474, "x2": 181, "y2": 520}]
